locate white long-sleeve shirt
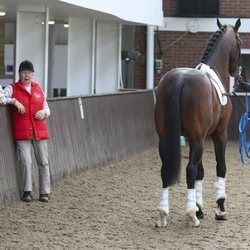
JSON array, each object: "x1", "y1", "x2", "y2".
[{"x1": 4, "y1": 84, "x2": 50, "y2": 117}]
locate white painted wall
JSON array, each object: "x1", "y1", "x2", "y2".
[
  {"x1": 51, "y1": 45, "x2": 68, "y2": 89},
  {"x1": 16, "y1": 11, "x2": 46, "y2": 88},
  {"x1": 59, "y1": 0, "x2": 163, "y2": 26},
  {"x1": 160, "y1": 17, "x2": 250, "y2": 33},
  {"x1": 67, "y1": 17, "x2": 93, "y2": 96},
  {"x1": 95, "y1": 22, "x2": 120, "y2": 94}
]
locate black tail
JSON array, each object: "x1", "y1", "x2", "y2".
[{"x1": 159, "y1": 82, "x2": 183, "y2": 187}]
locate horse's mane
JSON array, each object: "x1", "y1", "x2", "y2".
[{"x1": 201, "y1": 25, "x2": 227, "y2": 64}]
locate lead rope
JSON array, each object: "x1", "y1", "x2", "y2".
[{"x1": 224, "y1": 65, "x2": 250, "y2": 164}]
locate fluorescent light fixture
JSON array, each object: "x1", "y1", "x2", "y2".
[
  {"x1": 64, "y1": 23, "x2": 69, "y2": 28},
  {"x1": 0, "y1": 11, "x2": 6, "y2": 16},
  {"x1": 42, "y1": 20, "x2": 55, "y2": 25}
]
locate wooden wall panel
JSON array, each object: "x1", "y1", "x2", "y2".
[{"x1": 0, "y1": 90, "x2": 157, "y2": 208}]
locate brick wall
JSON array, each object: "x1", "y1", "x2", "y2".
[
  {"x1": 133, "y1": 0, "x2": 250, "y2": 88},
  {"x1": 153, "y1": 31, "x2": 212, "y2": 85},
  {"x1": 163, "y1": 0, "x2": 178, "y2": 16},
  {"x1": 220, "y1": 0, "x2": 250, "y2": 17},
  {"x1": 163, "y1": 0, "x2": 250, "y2": 17}
]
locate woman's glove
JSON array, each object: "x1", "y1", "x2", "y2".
[
  {"x1": 13, "y1": 99, "x2": 25, "y2": 114},
  {"x1": 35, "y1": 110, "x2": 47, "y2": 120}
]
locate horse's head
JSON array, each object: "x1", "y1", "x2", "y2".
[{"x1": 217, "y1": 18, "x2": 242, "y2": 77}]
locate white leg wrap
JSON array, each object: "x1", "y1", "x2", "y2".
[
  {"x1": 215, "y1": 177, "x2": 227, "y2": 201},
  {"x1": 157, "y1": 188, "x2": 169, "y2": 215},
  {"x1": 186, "y1": 189, "x2": 200, "y2": 227},
  {"x1": 195, "y1": 180, "x2": 203, "y2": 209},
  {"x1": 186, "y1": 189, "x2": 198, "y2": 214}
]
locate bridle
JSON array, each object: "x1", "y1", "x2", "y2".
[
  {"x1": 231, "y1": 34, "x2": 244, "y2": 92},
  {"x1": 223, "y1": 32, "x2": 249, "y2": 108}
]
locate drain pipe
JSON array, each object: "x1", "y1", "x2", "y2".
[{"x1": 146, "y1": 25, "x2": 155, "y2": 89}]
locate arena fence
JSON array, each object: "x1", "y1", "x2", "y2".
[
  {"x1": 0, "y1": 90, "x2": 158, "y2": 209},
  {"x1": 0, "y1": 91, "x2": 245, "y2": 209}
]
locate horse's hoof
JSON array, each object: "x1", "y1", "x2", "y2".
[
  {"x1": 215, "y1": 209, "x2": 227, "y2": 220},
  {"x1": 196, "y1": 205, "x2": 204, "y2": 220},
  {"x1": 155, "y1": 219, "x2": 167, "y2": 227},
  {"x1": 186, "y1": 210, "x2": 200, "y2": 227},
  {"x1": 157, "y1": 205, "x2": 169, "y2": 216},
  {"x1": 155, "y1": 211, "x2": 167, "y2": 227}
]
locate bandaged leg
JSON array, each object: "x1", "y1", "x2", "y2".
[
  {"x1": 156, "y1": 188, "x2": 169, "y2": 227},
  {"x1": 157, "y1": 188, "x2": 169, "y2": 214},
  {"x1": 195, "y1": 180, "x2": 204, "y2": 219},
  {"x1": 215, "y1": 177, "x2": 226, "y2": 201},
  {"x1": 186, "y1": 189, "x2": 200, "y2": 227},
  {"x1": 214, "y1": 177, "x2": 227, "y2": 220},
  {"x1": 195, "y1": 180, "x2": 203, "y2": 209}
]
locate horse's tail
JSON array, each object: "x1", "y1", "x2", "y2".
[{"x1": 159, "y1": 80, "x2": 183, "y2": 187}]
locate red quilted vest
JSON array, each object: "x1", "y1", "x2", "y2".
[{"x1": 11, "y1": 80, "x2": 49, "y2": 140}]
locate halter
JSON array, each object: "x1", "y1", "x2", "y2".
[{"x1": 231, "y1": 34, "x2": 243, "y2": 90}]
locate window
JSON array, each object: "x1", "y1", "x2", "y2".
[{"x1": 178, "y1": 0, "x2": 219, "y2": 17}]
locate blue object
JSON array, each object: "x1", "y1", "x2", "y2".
[{"x1": 239, "y1": 94, "x2": 250, "y2": 164}]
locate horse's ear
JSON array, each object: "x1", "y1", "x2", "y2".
[
  {"x1": 234, "y1": 18, "x2": 241, "y2": 32},
  {"x1": 217, "y1": 18, "x2": 223, "y2": 29}
]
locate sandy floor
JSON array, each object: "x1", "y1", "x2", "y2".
[{"x1": 0, "y1": 140, "x2": 249, "y2": 250}]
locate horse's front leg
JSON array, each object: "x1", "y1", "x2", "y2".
[
  {"x1": 212, "y1": 132, "x2": 227, "y2": 220},
  {"x1": 186, "y1": 141, "x2": 204, "y2": 227}
]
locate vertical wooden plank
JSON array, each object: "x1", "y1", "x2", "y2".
[{"x1": 0, "y1": 90, "x2": 159, "y2": 208}]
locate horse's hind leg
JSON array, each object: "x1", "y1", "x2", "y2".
[
  {"x1": 156, "y1": 187, "x2": 169, "y2": 227},
  {"x1": 186, "y1": 140, "x2": 204, "y2": 227},
  {"x1": 195, "y1": 162, "x2": 204, "y2": 220},
  {"x1": 212, "y1": 133, "x2": 227, "y2": 220},
  {"x1": 156, "y1": 137, "x2": 169, "y2": 228}
]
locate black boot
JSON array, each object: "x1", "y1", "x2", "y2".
[
  {"x1": 39, "y1": 194, "x2": 49, "y2": 202},
  {"x1": 22, "y1": 191, "x2": 32, "y2": 202}
]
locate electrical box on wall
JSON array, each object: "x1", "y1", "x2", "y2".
[{"x1": 155, "y1": 59, "x2": 163, "y2": 73}]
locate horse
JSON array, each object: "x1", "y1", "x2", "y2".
[{"x1": 154, "y1": 18, "x2": 242, "y2": 227}]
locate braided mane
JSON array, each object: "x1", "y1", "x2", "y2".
[{"x1": 201, "y1": 25, "x2": 227, "y2": 64}]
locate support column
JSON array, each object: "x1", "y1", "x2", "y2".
[
  {"x1": 0, "y1": 21, "x2": 5, "y2": 77},
  {"x1": 146, "y1": 25, "x2": 155, "y2": 89},
  {"x1": 95, "y1": 22, "x2": 120, "y2": 94},
  {"x1": 67, "y1": 17, "x2": 93, "y2": 96},
  {"x1": 16, "y1": 6, "x2": 48, "y2": 92}
]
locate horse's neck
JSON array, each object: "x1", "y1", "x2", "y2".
[
  {"x1": 207, "y1": 46, "x2": 229, "y2": 86},
  {"x1": 206, "y1": 60, "x2": 228, "y2": 86},
  {"x1": 206, "y1": 29, "x2": 234, "y2": 86}
]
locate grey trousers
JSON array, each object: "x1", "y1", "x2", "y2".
[{"x1": 16, "y1": 139, "x2": 51, "y2": 194}]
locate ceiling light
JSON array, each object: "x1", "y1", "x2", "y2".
[
  {"x1": 0, "y1": 11, "x2": 6, "y2": 16},
  {"x1": 41, "y1": 20, "x2": 55, "y2": 25},
  {"x1": 64, "y1": 23, "x2": 69, "y2": 28}
]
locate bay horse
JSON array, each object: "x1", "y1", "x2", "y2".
[{"x1": 155, "y1": 19, "x2": 242, "y2": 227}]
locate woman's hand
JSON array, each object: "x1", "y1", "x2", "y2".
[
  {"x1": 35, "y1": 110, "x2": 47, "y2": 120},
  {"x1": 13, "y1": 99, "x2": 25, "y2": 114}
]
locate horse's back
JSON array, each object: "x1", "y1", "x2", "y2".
[
  {"x1": 158, "y1": 67, "x2": 211, "y2": 92},
  {"x1": 155, "y1": 67, "x2": 225, "y2": 138}
]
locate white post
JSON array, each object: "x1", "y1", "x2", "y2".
[
  {"x1": 146, "y1": 25, "x2": 154, "y2": 89},
  {"x1": 91, "y1": 19, "x2": 96, "y2": 95},
  {"x1": 44, "y1": 6, "x2": 49, "y2": 96}
]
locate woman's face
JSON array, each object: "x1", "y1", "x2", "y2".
[{"x1": 19, "y1": 70, "x2": 33, "y2": 85}]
